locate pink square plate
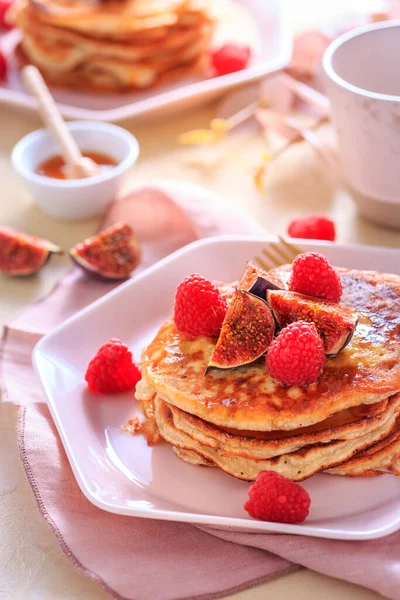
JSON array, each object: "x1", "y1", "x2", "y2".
[{"x1": 33, "y1": 236, "x2": 400, "y2": 539}]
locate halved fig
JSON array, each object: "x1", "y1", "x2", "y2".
[
  {"x1": 206, "y1": 289, "x2": 275, "y2": 372},
  {"x1": 239, "y1": 262, "x2": 269, "y2": 290},
  {"x1": 266, "y1": 290, "x2": 358, "y2": 356},
  {"x1": 0, "y1": 227, "x2": 62, "y2": 276},
  {"x1": 70, "y1": 222, "x2": 141, "y2": 280},
  {"x1": 239, "y1": 262, "x2": 284, "y2": 297},
  {"x1": 249, "y1": 276, "x2": 281, "y2": 297}
]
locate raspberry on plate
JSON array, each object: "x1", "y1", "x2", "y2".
[
  {"x1": 211, "y1": 44, "x2": 251, "y2": 76},
  {"x1": 266, "y1": 321, "x2": 325, "y2": 387},
  {"x1": 287, "y1": 214, "x2": 336, "y2": 241},
  {"x1": 174, "y1": 273, "x2": 228, "y2": 337},
  {"x1": 245, "y1": 471, "x2": 311, "y2": 523},
  {"x1": 289, "y1": 252, "x2": 342, "y2": 303},
  {"x1": 85, "y1": 338, "x2": 141, "y2": 394}
]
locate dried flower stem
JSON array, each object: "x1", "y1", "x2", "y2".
[
  {"x1": 269, "y1": 114, "x2": 329, "y2": 160},
  {"x1": 224, "y1": 100, "x2": 262, "y2": 130}
]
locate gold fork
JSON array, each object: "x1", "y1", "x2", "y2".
[{"x1": 255, "y1": 236, "x2": 304, "y2": 271}]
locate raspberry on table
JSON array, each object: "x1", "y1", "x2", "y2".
[
  {"x1": 0, "y1": 50, "x2": 7, "y2": 82},
  {"x1": 174, "y1": 273, "x2": 228, "y2": 337},
  {"x1": 289, "y1": 252, "x2": 342, "y2": 303},
  {"x1": 85, "y1": 338, "x2": 141, "y2": 394},
  {"x1": 287, "y1": 214, "x2": 336, "y2": 241},
  {"x1": 245, "y1": 471, "x2": 311, "y2": 524},
  {"x1": 211, "y1": 44, "x2": 251, "y2": 76},
  {"x1": 0, "y1": 1, "x2": 13, "y2": 31},
  {"x1": 266, "y1": 321, "x2": 325, "y2": 387}
]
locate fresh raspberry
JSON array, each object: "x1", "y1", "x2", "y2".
[
  {"x1": 287, "y1": 214, "x2": 336, "y2": 241},
  {"x1": 85, "y1": 338, "x2": 141, "y2": 394},
  {"x1": 245, "y1": 471, "x2": 311, "y2": 523},
  {"x1": 174, "y1": 273, "x2": 228, "y2": 337},
  {"x1": 266, "y1": 321, "x2": 325, "y2": 386},
  {"x1": 289, "y1": 252, "x2": 342, "y2": 303},
  {"x1": 0, "y1": 1, "x2": 14, "y2": 30},
  {"x1": 211, "y1": 44, "x2": 251, "y2": 76},
  {"x1": 0, "y1": 51, "x2": 7, "y2": 82}
]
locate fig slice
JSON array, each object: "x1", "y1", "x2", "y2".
[
  {"x1": 70, "y1": 222, "x2": 141, "y2": 280},
  {"x1": 266, "y1": 290, "x2": 358, "y2": 356},
  {"x1": 206, "y1": 289, "x2": 275, "y2": 372},
  {"x1": 238, "y1": 262, "x2": 284, "y2": 296},
  {"x1": 239, "y1": 262, "x2": 270, "y2": 290},
  {"x1": 0, "y1": 227, "x2": 62, "y2": 276}
]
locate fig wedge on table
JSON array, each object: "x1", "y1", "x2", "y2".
[
  {"x1": 0, "y1": 227, "x2": 62, "y2": 276},
  {"x1": 206, "y1": 289, "x2": 275, "y2": 372},
  {"x1": 70, "y1": 222, "x2": 141, "y2": 280},
  {"x1": 266, "y1": 290, "x2": 358, "y2": 356}
]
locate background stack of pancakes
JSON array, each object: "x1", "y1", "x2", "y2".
[
  {"x1": 136, "y1": 267, "x2": 400, "y2": 481},
  {"x1": 13, "y1": 0, "x2": 215, "y2": 92}
]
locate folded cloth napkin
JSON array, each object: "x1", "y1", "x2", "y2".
[{"x1": 2, "y1": 181, "x2": 399, "y2": 600}]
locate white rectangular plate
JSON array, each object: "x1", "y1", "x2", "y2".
[
  {"x1": 0, "y1": 0, "x2": 291, "y2": 122},
  {"x1": 33, "y1": 236, "x2": 400, "y2": 540}
]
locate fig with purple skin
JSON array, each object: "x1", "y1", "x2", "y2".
[
  {"x1": 239, "y1": 262, "x2": 285, "y2": 296},
  {"x1": 0, "y1": 227, "x2": 62, "y2": 276},
  {"x1": 239, "y1": 262, "x2": 269, "y2": 290},
  {"x1": 206, "y1": 289, "x2": 275, "y2": 372},
  {"x1": 70, "y1": 222, "x2": 141, "y2": 280},
  {"x1": 266, "y1": 290, "x2": 358, "y2": 356}
]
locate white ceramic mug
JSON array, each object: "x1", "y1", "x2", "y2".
[{"x1": 323, "y1": 20, "x2": 400, "y2": 229}]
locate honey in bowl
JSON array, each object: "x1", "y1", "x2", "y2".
[{"x1": 36, "y1": 151, "x2": 117, "y2": 180}]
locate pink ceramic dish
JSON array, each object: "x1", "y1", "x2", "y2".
[
  {"x1": 0, "y1": 0, "x2": 291, "y2": 123},
  {"x1": 33, "y1": 236, "x2": 400, "y2": 540}
]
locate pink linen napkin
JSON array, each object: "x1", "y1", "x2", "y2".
[{"x1": 2, "y1": 181, "x2": 399, "y2": 600}]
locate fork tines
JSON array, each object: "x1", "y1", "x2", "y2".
[{"x1": 255, "y1": 236, "x2": 303, "y2": 271}]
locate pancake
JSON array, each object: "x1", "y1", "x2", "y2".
[
  {"x1": 155, "y1": 396, "x2": 400, "y2": 481},
  {"x1": 28, "y1": 0, "x2": 209, "y2": 39},
  {"x1": 173, "y1": 447, "x2": 215, "y2": 467},
  {"x1": 13, "y1": 0, "x2": 215, "y2": 91},
  {"x1": 142, "y1": 268, "x2": 400, "y2": 431},
  {"x1": 16, "y1": 43, "x2": 207, "y2": 92},
  {"x1": 168, "y1": 397, "x2": 391, "y2": 460},
  {"x1": 327, "y1": 422, "x2": 400, "y2": 477},
  {"x1": 16, "y1": 4, "x2": 210, "y2": 65}
]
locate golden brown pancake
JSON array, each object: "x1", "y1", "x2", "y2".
[
  {"x1": 154, "y1": 396, "x2": 400, "y2": 481},
  {"x1": 16, "y1": 4, "x2": 210, "y2": 64},
  {"x1": 327, "y1": 421, "x2": 400, "y2": 477},
  {"x1": 12, "y1": 0, "x2": 215, "y2": 91},
  {"x1": 168, "y1": 397, "x2": 391, "y2": 460},
  {"x1": 141, "y1": 268, "x2": 400, "y2": 431},
  {"x1": 27, "y1": 0, "x2": 209, "y2": 39},
  {"x1": 16, "y1": 43, "x2": 207, "y2": 92}
]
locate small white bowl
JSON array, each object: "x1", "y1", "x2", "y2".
[{"x1": 11, "y1": 121, "x2": 139, "y2": 221}]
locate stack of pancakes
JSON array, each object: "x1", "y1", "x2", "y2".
[
  {"x1": 12, "y1": 0, "x2": 215, "y2": 92},
  {"x1": 135, "y1": 267, "x2": 400, "y2": 481}
]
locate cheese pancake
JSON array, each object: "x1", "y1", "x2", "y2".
[{"x1": 141, "y1": 269, "x2": 400, "y2": 431}]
